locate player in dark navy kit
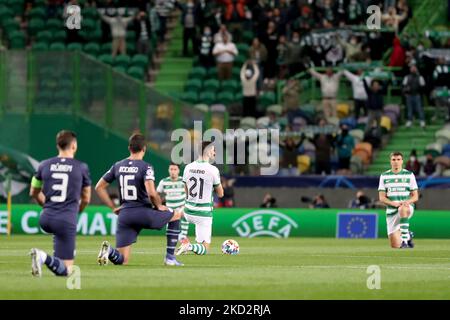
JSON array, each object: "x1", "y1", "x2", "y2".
[
  {"x1": 95, "y1": 133, "x2": 184, "y2": 266},
  {"x1": 29, "y1": 130, "x2": 91, "y2": 277}
]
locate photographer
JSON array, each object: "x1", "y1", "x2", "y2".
[
  {"x1": 348, "y1": 190, "x2": 372, "y2": 209},
  {"x1": 260, "y1": 193, "x2": 277, "y2": 208}
]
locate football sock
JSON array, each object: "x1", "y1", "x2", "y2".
[
  {"x1": 190, "y1": 243, "x2": 207, "y2": 255},
  {"x1": 108, "y1": 247, "x2": 124, "y2": 265},
  {"x1": 44, "y1": 255, "x2": 68, "y2": 276},
  {"x1": 166, "y1": 220, "x2": 181, "y2": 256},
  {"x1": 400, "y1": 217, "x2": 410, "y2": 243},
  {"x1": 179, "y1": 217, "x2": 189, "y2": 240}
]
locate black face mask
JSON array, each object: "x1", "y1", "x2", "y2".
[{"x1": 342, "y1": 129, "x2": 349, "y2": 136}]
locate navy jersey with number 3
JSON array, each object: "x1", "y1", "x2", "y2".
[
  {"x1": 102, "y1": 159, "x2": 155, "y2": 208},
  {"x1": 35, "y1": 157, "x2": 91, "y2": 222}
]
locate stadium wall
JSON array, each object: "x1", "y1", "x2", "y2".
[{"x1": 1, "y1": 205, "x2": 450, "y2": 239}]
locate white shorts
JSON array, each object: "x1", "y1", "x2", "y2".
[
  {"x1": 386, "y1": 204, "x2": 414, "y2": 235},
  {"x1": 183, "y1": 212, "x2": 213, "y2": 244}
]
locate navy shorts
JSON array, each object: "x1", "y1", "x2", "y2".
[
  {"x1": 39, "y1": 213, "x2": 77, "y2": 260},
  {"x1": 116, "y1": 207, "x2": 174, "y2": 248}
]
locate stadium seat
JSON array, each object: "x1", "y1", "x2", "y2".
[
  {"x1": 203, "y1": 79, "x2": 220, "y2": 92},
  {"x1": 349, "y1": 129, "x2": 364, "y2": 144},
  {"x1": 380, "y1": 116, "x2": 392, "y2": 133},
  {"x1": 46, "y1": 19, "x2": 62, "y2": 32},
  {"x1": 221, "y1": 80, "x2": 239, "y2": 92},
  {"x1": 194, "y1": 104, "x2": 209, "y2": 112},
  {"x1": 114, "y1": 55, "x2": 131, "y2": 68},
  {"x1": 435, "y1": 128, "x2": 450, "y2": 146},
  {"x1": 127, "y1": 66, "x2": 145, "y2": 80},
  {"x1": 233, "y1": 92, "x2": 243, "y2": 103},
  {"x1": 327, "y1": 116, "x2": 340, "y2": 127},
  {"x1": 205, "y1": 67, "x2": 217, "y2": 79},
  {"x1": 337, "y1": 103, "x2": 350, "y2": 118},
  {"x1": 82, "y1": 7, "x2": 98, "y2": 20},
  {"x1": 189, "y1": 67, "x2": 207, "y2": 80},
  {"x1": 29, "y1": 7, "x2": 46, "y2": 20},
  {"x1": 8, "y1": 30, "x2": 25, "y2": 49},
  {"x1": 28, "y1": 18, "x2": 45, "y2": 36},
  {"x1": 81, "y1": 28, "x2": 102, "y2": 42},
  {"x1": 211, "y1": 115, "x2": 225, "y2": 130},
  {"x1": 267, "y1": 104, "x2": 283, "y2": 116},
  {"x1": 83, "y1": 42, "x2": 100, "y2": 56},
  {"x1": 256, "y1": 116, "x2": 270, "y2": 128},
  {"x1": 0, "y1": 7, "x2": 13, "y2": 23},
  {"x1": 217, "y1": 91, "x2": 234, "y2": 105},
  {"x1": 232, "y1": 67, "x2": 241, "y2": 80},
  {"x1": 302, "y1": 141, "x2": 316, "y2": 160},
  {"x1": 81, "y1": 18, "x2": 96, "y2": 31},
  {"x1": 242, "y1": 30, "x2": 254, "y2": 44},
  {"x1": 383, "y1": 104, "x2": 400, "y2": 118},
  {"x1": 98, "y1": 54, "x2": 114, "y2": 65},
  {"x1": 49, "y1": 42, "x2": 66, "y2": 51},
  {"x1": 383, "y1": 110, "x2": 398, "y2": 127},
  {"x1": 442, "y1": 144, "x2": 450, "y2": 158},
  {"x1": 67, "y1": 43, "x2": 82, "y2": 51},
  {"x1": 52, "y1": 30, "x2": 66, "y2": 42},
  {"x1": 259, "y1": 92, "x2": 276, "y2": 108},
  {"x1": 101, "y1": 43, "x2": 113, "y2": 54},
  {"x1": 32, "y1": 42, "x2": 49, "y2": 51},
  {"x1": 36, "y1": 31, "x2": 52, "y2": 44},
  {"x1": 185, "y1": 79, "x2": 202, "y2": 92},
  {"x1": 350, "y1": 155, "x2": 363, "y2": 174},
  {"x1": 236, "y1": 43, "x2": 250, "y2": 56},
  {"x1": 339, "y1": 117, "x2": 357, "y2": 130},
  {"x1": 297, "y1": 155, "x2": 311, "y2": 174},
  {"x1": 3, "y1": 18, "x2": 20, "y2": 34},
  {"x1": 113, "y1": 66, "x2": 126, "y2": 74},
  {"x1": 181, "y1": 91, "x2": 198, "y2": 104},
  {"x1": 425, "y1": 142, "x2": 443, "y2": 158},
  {"x1": 126, "y1": 31, "x2": 136, "y2": 43},
  {"x1": 234, "y1": 54, "x2": 247, "y2": 66},
  {"x1": 126, "y1": 41, "x2": 136, "y2": 55},
  {"x1": 240, "y1": 117, "x2": 256, "y2": 129},
  {"x1": 352, "y1": 142, "x2": 373, "y2": 165},
  {"x1": 130, "y1": 54, "x2": 149, "y2": 69},
  {"x1": 199, "y1": 91, "x2": 216, "y2": 105}
]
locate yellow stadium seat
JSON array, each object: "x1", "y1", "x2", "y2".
[
  {"x1": 297, "y1": 155, "x2": 311, "y2": 173},
  {"x1": 337, "y1": 103, "x2": 350, "y2": 119},
  {"x1": 148, "y1": 142, "x2": 159, "y2": 150},
  {"x1": 211, "y1": 116, "x2": 224, "y2": 131},
  {"x1": 380, "y1": 116, "x2": 392, "y2": 132}
]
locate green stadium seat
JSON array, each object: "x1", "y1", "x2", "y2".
[
  {"x1": 3, "y1": 18, "x2": 20, "y2": 33},
  {"x1": 206, "y1": 67, "x2": 217, "y2": 79},
  {"x1": 259, "y1": 92, "x2": 276, "y2": 108},
  {"x1": 189, "y1": 67, "x2": 207, "y2": 80},
  {"x1": 126, "y1": 41, "x2": 136, "y2": 55},
  {"x1": 199, "y1": 91, "x2": 216, "y2": 105},
  {"x1": 82, "y1": 7, "x2": 98, "y2": 20},
  {"x1": 81, "y1": 18, "x2": 96, "y2": 31},
  {"x1": 185, "y1": 79, "x2": 202, "y2": 92},
  {"x1": 29, "y1": 7, "x2": 46, "y2": 20},
  {"x1": 8, "y1": 0, "x2": 24, "y2": 16},
  {"x1": 192, "y1": 56, "x2": 200, "y2": 67},
  {"x1": 130, "y1": 54, "x2": 149, "y2": 69},
  {"x1": 236, "y1": 43, "x2": 250, "y2": 56},
  {"x1": 126, "y1": 31, "x2": 136, "y2": 43},
  {"x1": 101, "y1": 42, "x2": 113, "y2": 54},
  {"x1": 127, "y1": 66, "x2": 145, "y2": 80},
  {"x1": 49, "y1": 42, "x2": 66, "y2": 51},
  {"x1": 8, "y1": 30, "x2": 25, "y2": 49},
  {"x1": 80, "y1": 28, "x2": 102, "y2": 42},
  {"x1": 67, "y1": 42, "x2": 82, "y2": 51},
  {"x1": 221, "y1": 80, "x2": 239, "y2": 92},
  {"x1": 217, "y1": 91, "x2": 234, "y2": 105},
  {"x1": 181, "y1": 91, "x2": 198, "y2": 104},
  {"x1": 234, "y1": 92, "x2": 243, "y2": 103},
  {"x1": 36, "y1": 31, "x2": 52, "y2": 44},
  {"x1": 28, "y1": 18, "x2": 45, "y2": 36},
  {"x1": 32, "y1": 42, "x2": 49, "y2": 51},
  {"x1": 203, "y1": 79, "x2": 219, "y2": 92},
  {"x1": 113, "y1": 66, "x2": 127, "y2": 74},
  {"x1": 232, "y1": 67, "x2": 241, "y2": 80},
  {"x1": 114, "y1": 54, "x2": 131, "y2": 68},
  {"x1": 242, "y1": 30, "x2": 254, "y2": 44},
  {"x1": 83, "y1": 42, "x2": 100, "y2": 56},
  {"x1": 234, "y1": 54, "x2": 247, "y2": 66},
  {"x1": 52, "y1": 30, "x2": 66, "y2": 42},
  {"x1": 0, "y1": 7, "x2": 13, "y2": 23},
  {"x1": 46, "y1": 18, "x2": 62, "y2": 32},
  {"x1": 98, "y1": 54, "x2": 114, "y2": 65},
  {"x1": 33, "y1": 0, "x2": 47, "y2": 6}
]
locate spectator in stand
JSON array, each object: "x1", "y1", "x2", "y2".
[
  {"x1": 276, "y1": 35, "x2": 289, "y2": 79},
  {"x1": 309, "y1": 194, "x2": 330, "y2": 209},
  {"x1": 241, "y1": 60, "x2": 260, "y2": 118},
  {"x1": 337, "y1": 35, "x2": 362, "y2": 63},
  {"x1": 199, "y1": 26, "x2": 213, "y2": 68},
  {"x1": 312, "y1": 118, "x2": 335, "y2": 175},
  {"x1": 180, "y1": 0, "x2": 198, "y2": 56},
  {"x1": 347, "y1": 0, "x2": 363, "y2": 25},
  {"x1": 249, "y1": 38, "x2": 268, "y2": 87},
  {"x1": 388, "y1": 36, "x2": 406, "y2": 68},
  {"x1": 363, "y1": 78, "x2": 386, "y2": 134},
  {"x1": 217, "y1": 177, "x2": 235, "y2": 207},
  {"x1": 403, "y1": 64, "x2": 426, "y2": 128},
  {"x1": 293, "y1": 5, "x2": 314, "y2": 34},
  {"x1": 335, "y1": 124, "x2": 355, "y2": 175},
  {"x1": 100, "y1": 11, "x2": 135, "y2": 57},
  {"x1": 309, "y1": 67, "x2": 343, "y2": 119},
  {"x1": 286, "y1": 31, "x2": 304, "y2": 77},
  {"x1": 432, "y1": 58, "x2": 450, "y2": 122},
  {"x1": 364, "y1": 119, "x2": 382, "y2": 149},
  {"x1": 422, "y1": 153, "x2": 437, "y2": 176},
  {"x1": 405, "y1": 149, "x2": 421, "y2": 175},
  {"x1": 343, "y1": 69, "x2": 368, "y2": 119},
  {"x1": 213, "y1": 24, "x2": 232, "y2": 44},
  {"x1": 134, "y1": 11, "x2": 152, "y2": 56},
  {"x1": 396, "y1": 0, "x2": 411, "y2": 32},
  {"x1": 220, "y1": 0, "x2": 246, "y2": 42},
  {"x1": 279, "y1": 136, "x2": 304, "y2": 176},
  {"x1": 382, "y1": 5, "x2": 408, "y2": 34},
  {"x1": 213, "y1": 34, "x2": 238, "y2": 80},
  {"x1": 260, "y1": 193, "x2": 277, "y2": 208},
  {"x1": 348, "y1": 190, "x2": 372, "y2": 209},
  {"x1": 262, "y1": 21, "x2": 279, "y2": 84},
  {"x1": 282, "y1": 79, "x2": 300, "y2": 113},
  {"x1": 155, "y1": 0, "x2": 177, "y2": 43}
]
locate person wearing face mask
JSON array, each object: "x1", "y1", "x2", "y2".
[
  {"x1": 240, "y1": 60, "x2": 260, "y2": 118},
  {"x1": 405, "y1": 149, "x2": 421, "y2": 176},
  {"x1": 335, "y1": 124, "x2": 355, "y2": 175},
  {"x1": 180, "y1": 0, "x2": 198, "y2": 56},
  {"x1": 199, "y1": 26, "x2": 213, "y2": 68},
  {"x1": 337, "y1": 34, "x2": 362, "y2": 63},
  {"x1": 402, "y1": 64, "x2": 426, "y2": 128},
  {"x1": 134, "y1": 11, "x2": 152, "y2": 56}
]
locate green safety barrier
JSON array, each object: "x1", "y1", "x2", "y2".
[{"x1": 1, "y1": 205, "x2": 450, "y2": 239}]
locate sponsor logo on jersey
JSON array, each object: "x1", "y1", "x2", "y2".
[{"x1": 232, "y1": 210, "x2": 298, "y2": 238}]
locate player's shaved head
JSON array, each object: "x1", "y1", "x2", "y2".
[
  {"x1": 129, "y1": 133, "x2": 146, "y2": 153},
  {"x1": 56, "y1": 130, "x2": 77, "y2": 150}
]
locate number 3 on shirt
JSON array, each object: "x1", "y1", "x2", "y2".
[
  {"x1": 120, "y1": 175, "x2": 137, "y2": 200},
  {"x1": 51, "y1": 172, "x2": 68, "y2": 202}
]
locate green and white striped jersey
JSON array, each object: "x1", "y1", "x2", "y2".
[
  {"x1": 182, "y1": 160, "x2": 221, "y2": 217},
  {"x1": 378, "y1": 169, "x2": 418, "y2": 215},
  {"x1": 156, "y1": 177, "x2": 186, "y2": 209}
]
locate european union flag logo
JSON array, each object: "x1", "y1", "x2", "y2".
[{"x1": 337, "y1": 213, "x2": 378, "y2": 239}]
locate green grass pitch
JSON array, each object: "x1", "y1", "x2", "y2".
[{"x1": 0, "y1": 235, "x2": 449, "y2": 299}]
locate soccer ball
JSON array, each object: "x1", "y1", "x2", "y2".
[{"x1": 221, "y1": 239, "x2": 239, "y2": 255}]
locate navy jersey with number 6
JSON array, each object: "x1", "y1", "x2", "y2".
[
  {"x1": 35, "y1": 157, "x2": 91, "y2": 223},
  {"x1": 102, "y1": 159, "x2": 155, "y2": 209}
]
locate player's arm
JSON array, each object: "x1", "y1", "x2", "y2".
[
  {"x1": 403, "y1": 190, "x2": 419, "y2": 206},
  {"x1": 378, "y1": 191, "x2": 401, "y2": 207},
  {"x1": 213, "y1": 167, "x2": 224, "y2": 198},
  {"x1": 95, "y1": 178, "x2": 119, "y2": 213},
  {"x1": 144, "y1": 180, "x2": 167, "y2": 211},
  {"x1": 29, "y1": 176, "x2": 45, "y2": 207},
  {"x1": 214, "y1": 184, "x2": 224, "y2": 198},
  {"x1": 79, "y1": 186, "x2": 91, "y2": 213}
]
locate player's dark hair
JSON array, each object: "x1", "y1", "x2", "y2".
[
  {"x1": 390, "y1": 151, "x2": 403, "y2": 159},
  {"x1": 169, "y1": 162, "x2": 179, "y2": 168},
  {"x1": 56, "y1": 130, "x2": 77, "y2": 150},
  {"x1": 129, "y1": 133, "x2": 146, "y2": 153},
  {"x1": 200, "y1": 141, "x2": 213, "y2": 155}
]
